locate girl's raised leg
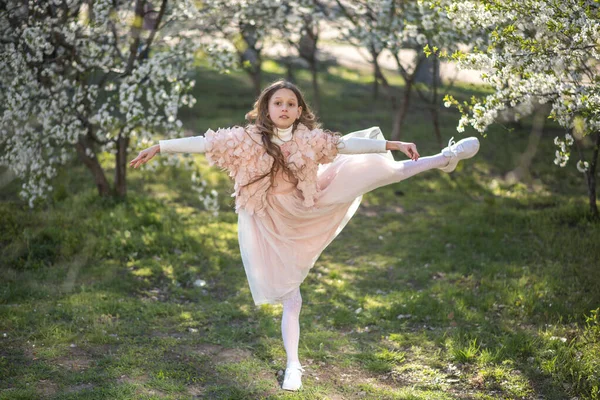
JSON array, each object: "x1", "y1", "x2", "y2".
[
  {"x1": 317, "y1": 137, "x2": 480, "y2": 206},
  {"x1": 317, "y1": 152, "x2": 451, "y2": 205}
]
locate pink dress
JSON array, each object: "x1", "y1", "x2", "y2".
[{"x1": 237, "y1": 128, "x2": 395, "y2": 305}]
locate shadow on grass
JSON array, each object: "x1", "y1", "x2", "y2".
[{"x1": 303, "y1": 169, "x2": 599, "y2": 399}]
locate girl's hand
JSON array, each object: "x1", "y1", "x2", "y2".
[
  {"x1": 388, "y1": 141, "x2": 420, "y2": 161},
  {"x1": 129, "y1": 144, "x2": 160, "y2": 168}
]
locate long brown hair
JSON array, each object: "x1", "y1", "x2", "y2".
[{"x1": 243, "y1": 80, "x2": 322, "y2": 189}]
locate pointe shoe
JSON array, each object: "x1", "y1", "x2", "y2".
[
  {"x1": 439, "y1": 136, "x2": 480, "y2": 173},
  {"x1": 282, "y1": 363, "x2": 305, "y2": 391}
]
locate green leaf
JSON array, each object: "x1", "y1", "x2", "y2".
[{"x1": 423, "y1": 44, "x2": 432, "y2": 58}]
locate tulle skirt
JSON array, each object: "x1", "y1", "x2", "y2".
[{"x1": 238, "y1": 127, "x2": 397, "y2": 305}]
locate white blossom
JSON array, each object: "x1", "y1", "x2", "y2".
[
  {"x1": 565, "y1": 133, "x2": 574, "y2": 146},
  {"x1": 0, "y1": 0, "x2": 223, "y2": 212},
  {"x1": 444, "y1": 0, "x2": 599, "y2": 175},
  {"x1": 577, "y1": 160, "x2": 589, "y2": 173}
]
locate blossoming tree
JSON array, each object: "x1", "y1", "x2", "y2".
[
  {"x1": 441, "y1": 0, "x2": 600, "y2": 218},
  {"x1": 0, "y1": 0, "x2": 229, "y2": 210},
  {"x1": 335, "y1": 0, "x2": 483, "y2": 144},
  {"x1": 200, "y1": 0, "x2": 290, "y2": 96},
  {"x1": 274, "y1": 0, "x2": 329, "y2": 113}
]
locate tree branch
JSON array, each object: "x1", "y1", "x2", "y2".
[
  {"x1": 140, "y1": 0, "x2": 168, "y2": 59},
  {"x1": 124, "y1": 0, "x2": 145, "y2": 75},
  {"x1": 108, "y1": 19, "x2": 124, "y2": 61}
]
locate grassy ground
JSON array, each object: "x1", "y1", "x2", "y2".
[{"x1": 1, "y1": 60, "x2": 600, "y2": 400}]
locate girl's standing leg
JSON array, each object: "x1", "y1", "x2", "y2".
[
  {"x1": 281, "y1": 287, "x2": 305, "y2": 390},
  {"x1": 281, "y1": 287, "x2": 302, "y2": 366}
]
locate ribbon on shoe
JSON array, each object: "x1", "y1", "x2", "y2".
[
  {"x1": 439, "y1": 136, "x2": 460, "y2": 172},
  {"x1": 442, "y1": 137, "x2": 458, "y2": 158},
  {"x1": 439, "y1": 136, "x2": 480, "y2": 172}
]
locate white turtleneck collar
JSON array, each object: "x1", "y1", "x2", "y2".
[{"x1": 272, "y1": 125, "x2": 294, "y2": 144}]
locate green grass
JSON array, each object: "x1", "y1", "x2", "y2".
[{"x1": 1, "y1": 58, "x2": 600, "y2": 399}]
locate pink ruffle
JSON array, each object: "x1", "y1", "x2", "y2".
[
  {"x1": 204, "y1": 123, "x2": 340, "y2": 215},
  {"x1": 292, "y1": 125, "x2": 339, "y2": 207},
  {"x1": 205, "y1": 126, "x2": 273, "y2": 216}
]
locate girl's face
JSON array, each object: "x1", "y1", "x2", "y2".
[{"x1": 267, "y1": 88, "x2": 302, "y2": 130}]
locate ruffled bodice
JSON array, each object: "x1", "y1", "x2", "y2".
[{"x1": 204, "y1": 123, "x2": 339, "y2": 217}]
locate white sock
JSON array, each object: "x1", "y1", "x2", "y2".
[{"x1": 281, "y1": 288, "x2": 302, "y2": 367}]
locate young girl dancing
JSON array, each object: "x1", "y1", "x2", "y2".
[{"x1": 129, "y1": 80, "x2": 480, "y2": 391}]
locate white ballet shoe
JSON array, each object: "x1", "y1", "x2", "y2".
[
  {"x1": 282, "y1": 363, "x2": 305, "y2": 391},
  {"x1": 439, "y1": 136, "x2": 480, "y2": 172}
]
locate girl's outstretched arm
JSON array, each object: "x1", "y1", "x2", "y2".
[
  {"x1": 129, "y1": 144, "x2": 160, "y2": 168},
  {"x1": 158, "y1": 136, "x2": 206, "y2": 154},
  {"x1": 338, "y1": 137, "x2": 420, "y2": 161},
  {"x1": 129, "y1": 135, "x2": 207, "y2": 169},
  {"x1": 385, "y1": 141, "x2": 420, "y2": 161}
]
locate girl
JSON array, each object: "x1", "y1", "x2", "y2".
[{"x1": 129, "y1": 80, "x2": 479, "y2": 391}]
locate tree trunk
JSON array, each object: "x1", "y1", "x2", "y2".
[
  {"x1": 431, "y1": 106, "x2": 442, "y2": 149},
  {"x1": 239, "y1": 28, "x2": 262, "y2": 96},
  {"x1": 414, "y1": 53, "x2": 441, "y2": 86},
  {"x1": 310, "y1": 61, "x2": 321, "y2": 114},
  {"x1": 75, "y1": 136, "x2": 110, "y2": 197},
  {"x1": 390, "y1": 53, "x2": 426, "y2": 141},
  {"x1": 115, "y1": 134, "x2": 129, "y2": 198},
  {"x1": 373, "y1": 70, "x2": 379, "y2": 100},
  {"x1": 586, "y1": 132, "x2": 599, "y2": 219},
  {"x1": 250, "y1": 65, "x2": 261, "y2": 97},
  {"x1": 241, "y1": 50, "x2": 262, "y2": 97},
  {"x1": 124, "y1": 0, "x2": 145, "y2": 75},
  {"x1": 298, "y1": 25, "x2": 320, "y2": 113},
  {"x1": 574, "y1": 130, "x2": 599, "y2": 220},
  {"x1": 285, "y1": 59, "x2": 295, "y2": 83},
  {"x1": 0, "y1": 166, "x2": 17, "y2": 192},
  {"x1": 430, "y1": 54, "x2": 442, "y2": 148},
  {"x1": 86, "y1": 0, "x2": 94, "y2": 22},
  {"x1": 373, "y1": 57, "x2": 396, "y2": 110},
  {"x1": 588, "y1": 163, "x2": 598, "y2": 220},
  {"x1": 410, "y1": 53, "x2": 443, "y2": 146},
  {"x1": 390, "y1": 78, "x2": 413, "y2": 141},
  {"x1": 505, "y1": 109, "x2": 544, "y2": 185},
  {"x1": 369, "y1": 46, "x2": 380, "y2": 100}
]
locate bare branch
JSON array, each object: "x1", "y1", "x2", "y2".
[
  {"x1": 140, "y1": 0, "x2": 168, "y2": 59},
  {"x1": 124, "y1": 0, "x2": 145, "y2": 75}
]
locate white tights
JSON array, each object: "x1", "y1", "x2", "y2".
[
  {"x1": 317, "y1": 152, "x2": 452, "y2": 205},
  {"x1": 363, "y1": 153, "x2": 452, "y2": 194},
  {"x1": 281, "y1": 288, "x2": 302, "y2": 367}
]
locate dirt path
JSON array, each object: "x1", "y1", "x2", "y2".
[{"x1": 264, "y1": 25, "x2": 484, "y2": 85}]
